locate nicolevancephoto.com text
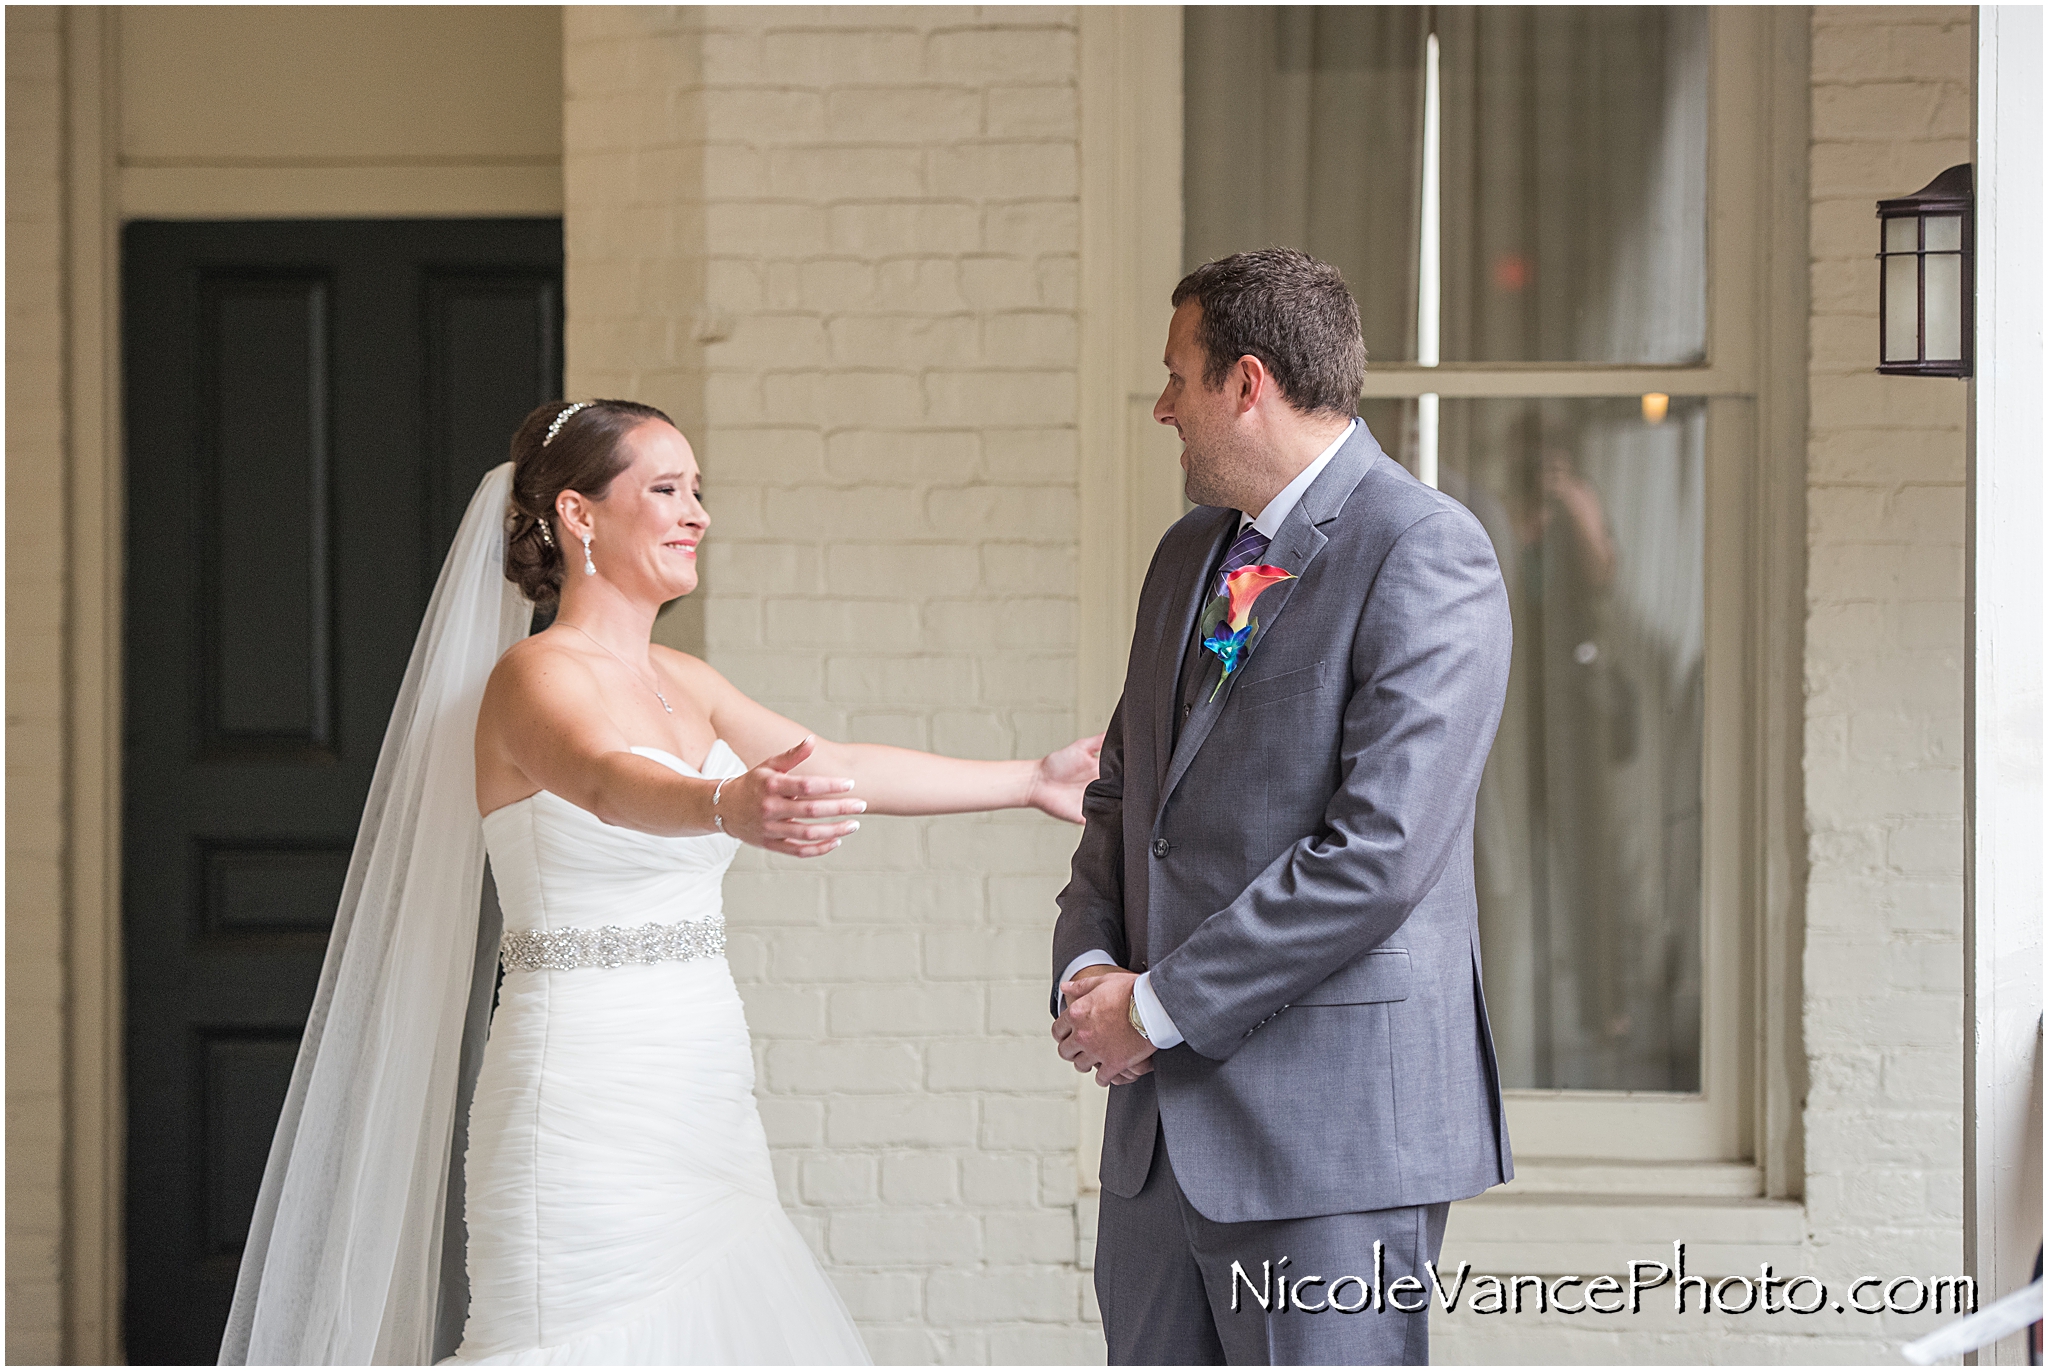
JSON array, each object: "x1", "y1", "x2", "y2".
[{"x1": 1230, "y1": 1242, "x2": 1979, "y2": 1318}]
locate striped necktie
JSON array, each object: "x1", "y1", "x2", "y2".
[{"x1": 1215, "y1": 524, "x2": 1273, "y2": 597}]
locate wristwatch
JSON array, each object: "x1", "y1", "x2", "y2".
[{"x1": 1128, "y1": 991, "x2": 1151, "y2": 1041}]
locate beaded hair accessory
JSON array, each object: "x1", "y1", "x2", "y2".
[{"x1": 543, "y1": 401, "x2": 592, "y2": 446}]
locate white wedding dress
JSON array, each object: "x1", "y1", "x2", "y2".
[{"x1": 446, "y1": 740, "x2": 869, "y2": 1365}]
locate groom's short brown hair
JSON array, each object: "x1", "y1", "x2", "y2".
[{"x1": 1171, "y1": 248, "x2": 1365, "y2": 418}]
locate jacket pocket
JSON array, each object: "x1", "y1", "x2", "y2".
[
  {"x1": 1232, "y1": 660, "x2": 1327, "y2": 709},
  {"x1": 1293, "y1": 948, "x2": 1410, "y2": 1005}
]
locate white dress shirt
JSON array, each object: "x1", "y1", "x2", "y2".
[{"x1": 1062, "y1": 419, "x2": 1357, "y2": 1048}]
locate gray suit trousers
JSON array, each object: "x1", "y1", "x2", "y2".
[{"x1": 1096, "y1": 1123, "x2": 1449, "y2": 1366}]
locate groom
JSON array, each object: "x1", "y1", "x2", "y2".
[{"x1": 1050, "y1": 249, "x2": 1514, "y2": 1365}]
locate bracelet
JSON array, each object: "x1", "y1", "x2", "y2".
[{"x1": 711, "y1": 776, "x2": 730, "y2": 832}]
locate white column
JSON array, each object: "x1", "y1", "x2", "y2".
[
  {"x1": 1967, "y1": 7, "x2": 2045, "y2": 1364},
  {"x1": 1416, "y1": 31, "x2": 1441, "y2": 489}
]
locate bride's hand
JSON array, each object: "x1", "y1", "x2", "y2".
[
  {"x1": 1026, "y1": 732, "x2": 1104, "y2": 824},
  {"x1": 717, "y1": 736, "x2": 864, "y2": 858}
]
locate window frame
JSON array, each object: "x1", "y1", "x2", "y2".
[{"x1": 1077, "y1": 6, "x2": 1807, "y2": 1206}]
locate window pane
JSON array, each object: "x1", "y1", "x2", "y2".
[
  {"x1": 1923, "y1": 214, "x2": 1962, "y2": 252},
  {"x1": 1357, "y1": 398, "x2": 1422, "y2": 476},
  {"x1": 1885, "y1": 254, "x2": 1921, "y2": 362},
  {"x1": 1185, "y1": 7, "x2": 1709, "y2": 368},
  {"x1": 1438, "y1": 8, "x2": 1708, "y2": 363},
  {"x1": 1923, "y1": 253, "x2": 1963, "y2": 361},
  {"x1": 1394, "y1": 396, "x2": 1705, "y2": 1092},
  {"x1": 1184, "y1": 7, "x2": 1429, "y2": 364},
  {"x1": 1885, "y1": 216, "x2": 1920, "y2": 253}
]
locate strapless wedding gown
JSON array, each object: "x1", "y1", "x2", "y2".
[{"x1": 447, "y1": 741, "x2": 869, "y2": 1365}]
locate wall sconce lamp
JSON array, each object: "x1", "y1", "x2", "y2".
[{"x1": 1877, "y1": 163, "x2": 1973, "y2": 378}]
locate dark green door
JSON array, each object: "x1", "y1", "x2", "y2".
[{"x1": 121, "y1": 219, "x2": 561, "y2": 1364}]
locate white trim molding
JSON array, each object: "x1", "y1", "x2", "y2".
[
  {"x1": 1074, "y1": 5, "x2": 1186, "y2": 1188},
  {"x1": 1076, "y1": 6, "x2": 1186, "y2": 740},
  {"x1": 1967, "y1": 7, "x2": 2045, "y2": 1364},
  {"x1": 119, "y1": 163, "x2": 564, "y2": 220},
  {"x1": 62, "y1": 8, "x2": 127, "y2": 1362}
]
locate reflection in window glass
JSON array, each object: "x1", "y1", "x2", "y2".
[
  {"x1": 1186, "y1": 7, "x2": 1708, "y2": 366},
  {"x1": 1364, "y1": 399, "x2": 1705, "y2": 1092}
]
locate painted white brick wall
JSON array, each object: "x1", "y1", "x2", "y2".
[
  {"x1": 1800, "y1": 0, "x2": 1972, "y2": 1318},
  {"x1": 5, "y1": 8, "x2": 71, "y2": 1363},
  {"x1": 566, "y1": 7, "x2": 1098, "y2": 1362}
]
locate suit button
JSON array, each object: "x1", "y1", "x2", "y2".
[{"x1": 1151, "y1": 838, "x2": 1170, "y2": 858}]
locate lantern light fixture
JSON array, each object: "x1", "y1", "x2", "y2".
[{"x1": 1876, "y1": 163, "x2": 1973, "y2": 378}]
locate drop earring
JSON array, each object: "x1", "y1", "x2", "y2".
[{"x1": 582, "y1": 533, "x2": 596, "y2": 576}]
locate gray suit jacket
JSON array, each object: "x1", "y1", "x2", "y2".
[{"x1": 1053, "y1": 424, "x2": 1515, "y2": 1223}]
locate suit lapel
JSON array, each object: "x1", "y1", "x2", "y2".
[
  {"x1": 1156, "y1": 427, "x2": 1385, "y2": 811},
  {"x1": 1152, "y1": 513, "x2": 1237, "y2": 797}
]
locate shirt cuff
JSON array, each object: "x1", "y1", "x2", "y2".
[
  {"x1": 1059, "y1": 950, "x2": 1121, "y2": 1011},
  {"x1": 1132, "y1": 971, "x2": 1185, "y2": 1049}
]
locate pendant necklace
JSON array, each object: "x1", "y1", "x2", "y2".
[{"x1": 559, "y1": 621, "x2": 673, "y2": 714}]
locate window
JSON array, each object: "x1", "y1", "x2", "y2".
[
  {"x1": 1190, "y1": 4, "x2": 1719, "y2": 1104},
  {"x1": 1080, "y1": 8, "x2": 1803, "y2": 1191}
]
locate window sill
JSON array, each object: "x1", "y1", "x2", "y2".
[
  {"x1": 1493, "y1": 1158, "x2": 1764, "y2": 1197},
  {"x1": 1445, "y1": 1161, "x2": 1805, "y2": 1277}
]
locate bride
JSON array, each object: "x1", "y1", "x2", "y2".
[{"x1": 221, "y1": 399, "x2": 1101, "y2": 1365}]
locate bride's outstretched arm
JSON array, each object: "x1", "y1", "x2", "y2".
[
  {"x1": 675, "y1": 653, "x2": 1101, "y2": 823},
  {"x1": 807, "y1": 734, "x2": 1101, "y2": 822},
  {"x1": 478, "y1": 638, "x2": 863, "y2": 856}
]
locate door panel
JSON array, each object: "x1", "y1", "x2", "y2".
[
  {"x1": 425, "y1": 271, "x2": 561, "y2": 557},
  {"x1": 199, "y1": 275, "x2": 332, "y2": 753},
  {"x1": 122, "y1": 219, "x2": 561, "y2": 1365}
]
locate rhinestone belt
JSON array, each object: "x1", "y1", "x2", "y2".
[{"x1": 499, "y1": 916, "x2": 726, "y2": 972}]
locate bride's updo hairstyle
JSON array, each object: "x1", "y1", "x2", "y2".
[{"x1": 505, "y1": 398, "x2": 678, "y2": 605}]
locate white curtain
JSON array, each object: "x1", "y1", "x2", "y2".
[
  {"x1": 1184, "y1": 6, "x2": 1427, "y2": 365},
  {"x1": 1438, "y1": 6, "x2": 1709, "y2": 364}
]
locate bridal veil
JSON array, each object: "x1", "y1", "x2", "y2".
[{"x1": 221, "y1": 464, "x2": 531, "y2": 1364}]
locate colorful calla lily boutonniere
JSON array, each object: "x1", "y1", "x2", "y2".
[{"x1": 1197, "y1": 564, "x2": 1297, "y2": 700}]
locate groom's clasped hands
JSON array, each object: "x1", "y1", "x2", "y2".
[{"x1": 1053, "y1": 966, "x2": 1156, "y2": 1087}]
